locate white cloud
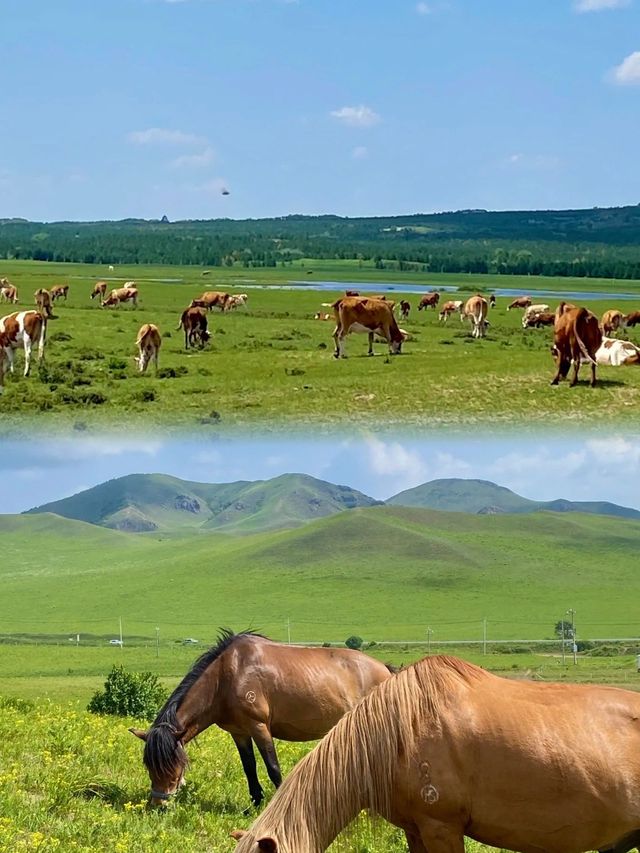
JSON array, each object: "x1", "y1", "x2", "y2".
[
  {"x1": 352, "y1": 146, "x2": 369, "y2": 160},
  {"x1": 365, "y1": 437, "x2": 427, "y2": 482},
  {"x1": 585, "y1": 437, "x2": 640, "y2": 467},
  {"x1": 171, "y1": 147, "x2": 215, "y2": 169},
  {"x1": 330, "y1": 105, "x2": 381, "y2": 128},
  {"x1": 611, "y1": 51, "x2": 640, "y2": 85},
  {"x1": 574, "y1": 0, "x2": 630, "y2": 11},
  {"x1": 416, "y1": 1, "x2": 431, "y2": 13},
  {"x1": 127, "y1": 127, "x2": 207, "y2": 146},
  {"x1": 505, "y1": 153, "x2": 560, "y2": 170},
  {"x1": 42, "y1": 440, "x2": 165, "y2": 462}
]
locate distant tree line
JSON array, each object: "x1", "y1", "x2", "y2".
[{"x1": 1, "y1": 205, "x2": 640, "y2": 279}]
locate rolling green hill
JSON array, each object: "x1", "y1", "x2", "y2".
[
  {"x1": 388, "y1": 478, "x2": 640, "y2": 520},
  {"x1": 3, "y1": 505, "x2": 640, "y2": 643},
  {"x1": 25, "y1": 472, "x2": 379, "y2": 533}
]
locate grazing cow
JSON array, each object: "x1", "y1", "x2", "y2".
[
  {"x1": 50, "y1": 284, "x2": 69, "y2": 302},
  {"x1": 0, "y1": 310, "x2": 47, "y2": 388},
  {"x1": 438, "y1": 300, "x2": 464, "y2": 323},
  {"x1": 522, "y1": 304, "x2": 551, "y2": 328},
  {"x1": 624, "y1": 311, "x2": 640, "y2": 328},
  {"x1": 34, "y1": 288, "x2": 54, "y2": 318},
  {"x1": 345, "y1": 290, "x2": 360, "y2": 297},
  {"x1": 0, "y1": 280, "x2": 18, "y2": 303},
  {"x1": 108, "y1": 265, "x2": 115, "y2": 272},
  {"x1": 135, "y1": 323, "x2": 162, "y2": 374},
  {"x1": 523, "y1": 311, "x2": 555, "y2": 328},
  {"x1": 463, "y1": 294, "x2": 489, "y2": 338},
  {"x1": 550, "y1": 304, "x2": 602, "y2": 387},
  {"x1": 101, "y1": 287, "x2": 139, "y2": 308},
  {"x1": 177, "y1": 306, "x2": 211, "y2": 349},
  {"x1": 399, "y1": 300, "x2": 410, "y2": 320},
  {"x1": 507, "y1": 296, "x2": 532, "y2": 311},
  {"x1": 226, "y1": 294, "x2": 248, "y2": 311},
  {"x1": 418, "y1": 292, "x2": 440, "y2": 311},
  {"x1": 601, "y1": 309, "x2": 626, "y2": 336},
  {"x1": 314, "y1": 312, "x2": 333, "y2": 320},
  {"x1": 123, "y1": 281, "x2": 137, "y2": 290},
  {"x1": 91, "y1": 281, "x2": 108, "y2": 300},
  {"x1": 489, "y1": 294, "x2": 496, "y2": 308},
  {"x1": 332, "y1": 296, "x2": 404, "y2": 358},
  {"x1": 595, "y1": 336, "x2": 640, "y2": 367},
  {"x1": 189, "y1": 291, "x2": 230, "y2": 312}
]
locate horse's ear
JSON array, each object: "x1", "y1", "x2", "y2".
[
  {"x1": 128, "y1": 727, "x2": 148, "y2": 741},
  {"x1": 230, "y1": 830, "x2": 246, "y2": 840},
  {"x1": 257, "y1": 838, "x2": 278, "y2": 853}
]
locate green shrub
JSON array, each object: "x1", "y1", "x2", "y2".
[
  {"x1": 87, "y1": 665, "x2": 167, "y2": 721},
  {"x1": 345, "y1": 635, "x2": 363, "y2": 650}
]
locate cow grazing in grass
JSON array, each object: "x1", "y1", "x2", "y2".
[
  {"x1": 595, "y1": 337, "x2": 640, "y2": 367},
  {"x1": 522, "y1": 304, "x2": 550, "y2": 328},
  {"x1": 550, "y1": 303, "x2": 602, "y2": 387},
  {"x1": 345, "y1": 290, "x2": 360, "y2": 297},
  {"x1": 523, "y1": 311, "x2": 555, "y2": 328},
  {"x1": 0, "y1": 280, "x2": 18, "y2": 303},
  {"x1": 177, "y1": 306, "x2": 211, "y2": 349},
  {"x1": 418, "y1": 292, "x2": 440, "y2": 311},
  {"x1": 135, "y1": 323, "x2": 162, "y2": 374},
  {"x1": 463, "y1": 294, "x2": 489, "y2": 338},
  {"x1": 101, "y1": 287, "x2": 138, "y2": 308},
  {"x1": 489, "y1": 294, "x2": 496, "y2": 308},
  {"x1": 507, "y1": 296, "x2": 532, "y2": 311},
  {"x1": 50, "y1": 284, "x2": 69, "y2": 302},
  {"x1": 0, "y1": 310, "x2": 47, "y2": 389},
  {"x1": 332, "y1": 296, "x2": 404, "y2": 358},
  {"x1": 91, "y1": 281, "x2": 108, "y2": 300},
  {"x1": 226, "y1": 294, "x2": 248, "y2": 310},
  {"x1": 399, "y1": 300, "x2": 411, "y2": 320},
  {"x1": 601, "y1": 309, "x2": 626, "y2": 337},
  {"x1": 624, "y1": 311, "x2": 640, "y2": 328},
  {"x1": 34, "y1": 288, "x2": 54, "y2": 318},
  {"x1": 189, "y1": 291, "x2": 230, "y2": 312},
  {"x1": 438, "y1": 300, "x2": 464, "y2": 322}
]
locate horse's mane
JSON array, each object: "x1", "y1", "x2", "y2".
[
  {"x1": 240, "y1": 655, "x2": 486, "y2": 852},
  {"x1": 144, "y1": 628, "x2": 266, "y2": 779}
]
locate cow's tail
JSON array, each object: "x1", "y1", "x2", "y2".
[
  {"x1": 574, "y1": 310, "x2": 597, "y2": 365},
  {"x1": 176, "y1": 318, "x2": 184, "y2": 331}
]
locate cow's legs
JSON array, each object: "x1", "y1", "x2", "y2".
[
  {"x1": 367, "y1": 332, "x2": 374, "y2": 356},
  {"x1": 332, "y1": 324, "x2": 341, "y2": 358},
  {"x1": 23, "y1": 336, "x2": 32, "y2": 377},
  {"x1": 569, "y1": 357, "x2": 581, "y2": 387},
  {"x1": 589, "y1": 360, "x2": 597, "y2": 387},
  {"x1": 551, "y1": 354, "x2": 570, "y2": 385},
  {"x1": 153, "y1": 347, "x2": 159, "y2": 374}
]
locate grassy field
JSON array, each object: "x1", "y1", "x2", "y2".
[{"x1": 2, "y1": 259, "x2": 640, "y2": 432}]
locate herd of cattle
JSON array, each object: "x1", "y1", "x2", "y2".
[{"x1": 1, "y1": 276, "x2": 639, "y2": 394}]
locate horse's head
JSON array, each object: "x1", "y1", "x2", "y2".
[
  {"x1": 129, "y1": 723, "x2": 188, "y2": 807},
  {"x1": 231, "y1": 830, "x2": 278, "y2": 852}
]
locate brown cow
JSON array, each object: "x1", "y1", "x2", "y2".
[
  {"x1": 523, "y1": 311, "x2": 555, "y2": 328},
  {"x1": 50, "y1": 284, "x2": 69, "y2": 302},
  {"x1": 418, "y1": 292, "x2": 440, "y2": 311},
  {"x1": 34, "y1": 288, "x2": 54, "y2": 318},
  {"x1": 177, "y1": 306, "x2": 211, "y2": 349},
  {"x1": 0, "y1": 310, "x2": 47, "y2": 388},
  {"x1": 0, "y1": 283, "x2": 18, "y2": 303},
  {"x1": 135, "y1": 323, "x2": 162, "y2": 374},
  {"x1": 507, "y1": 296, "x2": 532, "y2": 311},
  {"x1": 344, "y1": 290, "x2": 360, "y2": 297},
  {"x1": 463, "y1": 294, "x2": 488, "y2": 338},
  {"x1": 624, "y1": 311, "x2": 640, "y2": 328},
  {"x1": 91, "y1": 281, "x2": 108, "y2": 300},
  {"x1": 101, "y1": 287, "x2": 139, "y2": 308},
  {"x1": 332, "y1": 296, "x2": 404, "y2": 358},
  {"x1": 399, "y1": 300, "x2": 410, "y2": 321},
  {"x1": 189, "y1": 291, "x2": 230, "y2": 312},
  {"x1": 438, "y1": 300, "x2": 464, "y2": 323},
  {"x1": 550, "y1": 303, "x2": 602, "y2": 387},
  {"x1": 601, "y1": 309, "x2": 626, "y2": 336}
]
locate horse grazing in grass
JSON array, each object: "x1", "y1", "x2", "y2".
[
  {"x1": 232, "y1": 655, "x2": 640, "y2": 853},
  {"x1": 130, "y1": 629, "x2": 393, "y2": 808}
]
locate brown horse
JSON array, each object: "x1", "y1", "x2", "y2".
[
  {"x1": 129, "y1": 630, "x2": 392, "y2": 808},
  {"x1": 232, "y1": 655, "x2": 640, "y2": 853}
]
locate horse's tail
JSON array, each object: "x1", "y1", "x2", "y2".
[{"x1": 575, "y1": 309, "x2": 597, "y2": 365}]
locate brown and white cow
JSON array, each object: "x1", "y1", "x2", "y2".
[
  {"x1": 0, "y1": 310, "x2": 47, "y2": 390},
  {"x1": 523, "y1": 311, "x2": 555, "y2": 328},
  {"x1": 438, "y1": 300, "x2": 464, "y2": 322},
  {"x1": 345, "y1": 290, "x2": 360, "y2": 297},
  {"x1": 418, "y1": 292, "x2": 440, "y2": 311},
  {"x1": 550, "y1": 304, "x2": 602, "y2": 387},
  {"x1": 177, "y1": 306, "x2": 211, "y2": 349},
  {"x1": 463, "y1": 294, "x2": 489, "y2": 338},
  {"x1": 601, "y1": 309, "x2": 626, "y2": 337},
  {"x1": 489, "y1": 294, "x2": 496, "y2": 308},
  {"x1": 50, "y1": 284, "x2": 69, "y2": 302},
  {"x1": 0, "y1": 279, "x2": 18, "y2": 303},
  {"x1": 226, "y1": 294, "x2": 249, "y2": 310},
  {"x1": 624, "y1": 311, "x2": 640, "y2": 328},
  {"x1": 399, "y1": 300, "x2": 411, "y2": 321},
  {"x1": 595, "y1": 337, "x2": 640, "y2": 367},
  {"x1": 521, "y1": 304, "x2": 550, "y2": 328},
  {"x1": 332, "y1": 296, "x2": 404, "y2": 358},
  {"x1": 507, "y1": 296, "x2": 532, "y2": 311},
  {"x1": 101, "y1": 287, "x2": 139, "y2": 308},
  {"x1": 135, "y1": 323, "x2": 162, "y2": 374},
  {"x1": 189, "y1": 291, "x2": 230, "y2": 312},
  {"x1": 34, "y1": 288, "x2": 54, "y2": 318},
  {"x1": 91, "y1": 281, "x2": 108, "y2": 300}
]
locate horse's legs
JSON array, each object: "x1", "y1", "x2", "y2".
[
  {"x1": 250, "y1": 724, "x2": 282, "y2": 789},
  {"x1": 232, "y1": 735, "x2": 264, "y2": 808},
  {"x1": 405, "y1": 829, "x2": 428, "y2": 852},
  {"x1": 417, "y1": 819, "x2": 465, "y2": 853}
]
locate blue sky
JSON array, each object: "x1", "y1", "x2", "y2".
[
  {"x1": 2, "y1": 0, "x2": 640, "y2": 221},
  {"x1": 2, "y1": 433, "x2": 638, "y2": 514}
]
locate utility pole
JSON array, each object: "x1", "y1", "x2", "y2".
[{"x1": 156, "y1": 626, "x2": 160, "y2": 658}]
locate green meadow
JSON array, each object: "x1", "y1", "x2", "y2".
[{"x1": 2, "y1": 259, "x2": 640, "y2": 432}]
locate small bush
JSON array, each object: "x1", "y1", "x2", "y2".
[
  {"x1": 132, "y1": 389, "x2": 156, "y2": 403},
  {"x1": 158, "y1": 366, "x2": 188, "y2": 379},
  {"x1": 88, "y1": 664, "x2": 167, "y2": 721},
  {"x1": 108, "y1": 357, "x2": 127, "y2": 371},
  {"x1": 345, "y1": 635, "x2": 363, "y2": 650},
  {"x1": 49, "y1": 331, "x2": 72, "y2": 342}
]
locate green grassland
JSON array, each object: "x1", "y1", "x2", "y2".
[{"x1": 2, "y1": 259, "x2": 640, "y2": 432}]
